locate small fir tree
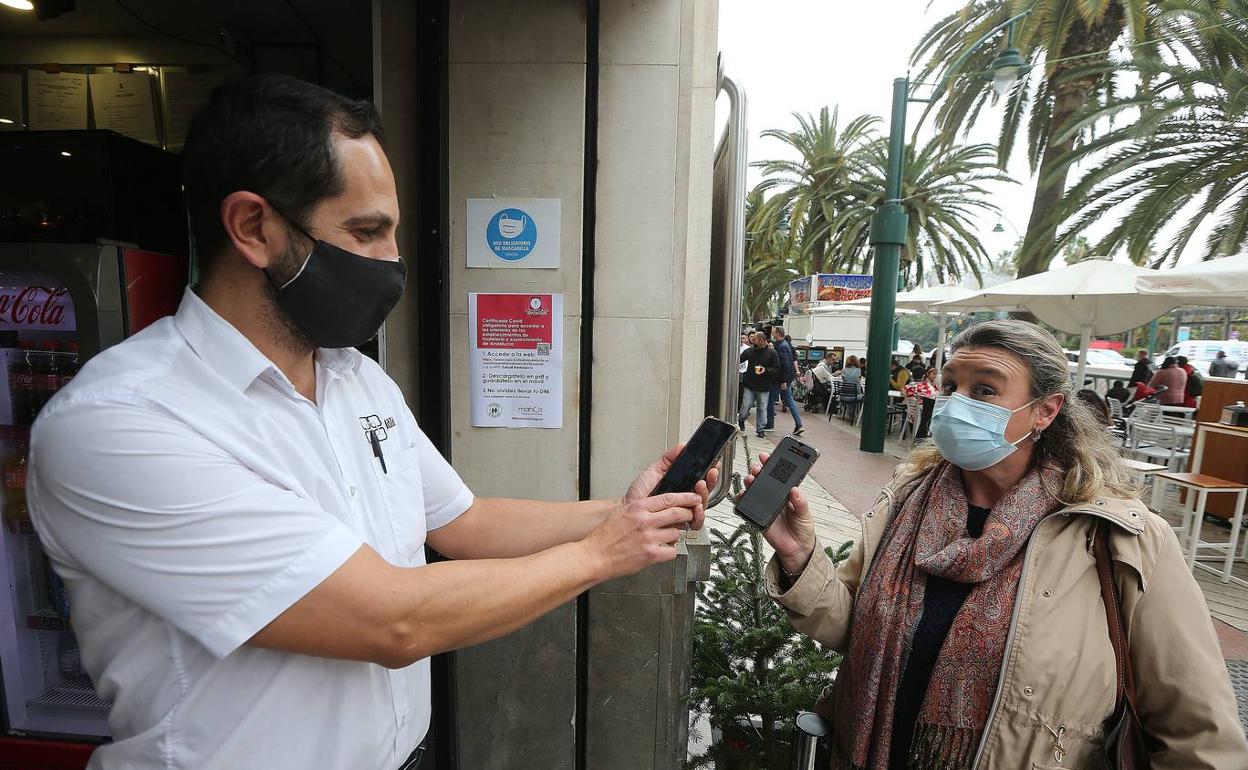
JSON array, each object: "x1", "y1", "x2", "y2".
[{"x1": 688, "y1": 459, "x2": 851, "y2": 769}]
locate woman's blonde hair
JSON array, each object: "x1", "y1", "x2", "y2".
[{"x1": 911, "y1": 319, "x2": 1141, "y2": 504}]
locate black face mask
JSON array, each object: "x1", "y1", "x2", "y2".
[{"x1": 267, "y1": 216, "x2": 406, "y2": 349}]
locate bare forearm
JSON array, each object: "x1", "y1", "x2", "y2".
[
  {"x1": 428, "y1": 496, "x2": 618, "y2": 559},
  {"x1": 390, "y1": 542, "x2": 600, "y2": 664}
]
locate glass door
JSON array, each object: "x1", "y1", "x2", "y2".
[{"x1": 0, "y1": 270, "x2": 108, "y2": 738}]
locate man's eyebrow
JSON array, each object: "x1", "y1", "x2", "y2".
[{"x1": 340, "y1": 212, "x2": 395, "y2": 229}]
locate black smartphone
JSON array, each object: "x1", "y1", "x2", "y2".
[
  {"x1": 734, "y1": 436, "x2": 820, "y2": 529},
  {"x1": 650, "y1": 417, "x2": 738, "y2": 496}
]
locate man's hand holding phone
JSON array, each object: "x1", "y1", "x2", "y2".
[
  {"x1": 743, "y1": 452, "x2": 816, "y2": 575},
  {"x1": 621, "y1": 442, "x2": 718, "y2": 532},
  {"x1": 581, "y1": 492, "x2": 703, "y2": 580}
]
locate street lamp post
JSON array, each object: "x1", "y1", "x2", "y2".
[{"x1": 859, "y1": 10, "x2": 1031, "y2": 453}]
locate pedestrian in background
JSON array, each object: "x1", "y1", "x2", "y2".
[
  {"x1": 1149, "y1": 356, "x2": 1187, "y2": 405},
  {"x1": 769, "y1": 326, "x2": 805, "y2": 437},
  {"x1": 890, "y1": 359, "x2": 911, "y2": 391},
  {"x1": 1129, "y1": 349, "x2": 1154, "y2": 385},
  {"x1": 906, "y1": 351, "x2": 927, "y2": 382},
  {"x1": 1176, "y1": 355, "x2": 1199, "y2": 408},
  {"x1": 739, "y1": 332, "x2": 779, "y2": 438},
  {"x1": 1209, "y1": 350, "x2": 1238, "y2": 378}
]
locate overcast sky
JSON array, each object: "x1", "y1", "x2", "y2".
[{"x1": 714, "y1": 0, "x2": 1203, "y2": 272}]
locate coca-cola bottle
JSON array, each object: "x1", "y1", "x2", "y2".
[
  {"x1": 2, "y1": 438, "x2": 28, "y2": 529},
  {"x1": 7, "y1": 342, "x2": 34, "y2": 426},
  {"x1": 57, "y1": 632, "x2": 83, "y2": 679},
  {"x1": 60, "y1": 341, "x2": 79, "y2": 390},
  {"x1": 34, "y1": 342, "x2": 60, "y2": 414}
]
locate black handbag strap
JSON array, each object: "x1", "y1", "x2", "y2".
[{"x1": 1093, "y1": 520, "x2": 1138, "y2": 711}]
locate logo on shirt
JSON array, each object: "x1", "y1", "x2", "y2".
[{"x1": 359, "y1": 414, "x2": 397, "y2": 443}]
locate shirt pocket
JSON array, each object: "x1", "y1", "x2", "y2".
[{"x1": 372, "y1": 445, "x2": 426, "y2": 563}]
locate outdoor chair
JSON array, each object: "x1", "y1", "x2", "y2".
[
  {"x1": 837, "y1": 382, "x2": 864, "y2": 425},
  {"x1": 1130, "y1": 402, "x2": 1165, "y2": 425},
  {"x1": 897, "y1": 395, "x2": 920, "y2": 444},
  {"x1": 1106, "y1": 397, "x2": 1128, "y2": 446},
  {"x1": 1127, "y1": 422, "x2": 1191, "y2": 473}
]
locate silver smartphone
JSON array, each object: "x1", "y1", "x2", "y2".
[{"x1": 734, "y1": 436, "x2": 820, "y2": 529}]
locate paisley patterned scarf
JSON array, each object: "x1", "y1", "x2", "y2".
[{"x1": 833, "y1": 460, "x2": 1065, "y2": 770}]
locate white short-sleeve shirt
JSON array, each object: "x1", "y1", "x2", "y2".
[{"x1": 28, "y1": 289, "x2": 474, "y2": 770}]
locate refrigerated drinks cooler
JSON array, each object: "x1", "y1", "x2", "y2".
[{"x1": 0, "y1": 242, "x2": 187, "y2": 756}]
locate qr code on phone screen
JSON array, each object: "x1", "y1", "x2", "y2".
[{"x1": 770, "y1": 457, "x2": 797, "y2": 484}]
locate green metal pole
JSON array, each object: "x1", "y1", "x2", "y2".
[
  {"x1": 1146, "y1": 318, "x2": 1159, "y2": 356},
  {"x1": 860, "y1": 77, "x2": 910, "y2": 453}
]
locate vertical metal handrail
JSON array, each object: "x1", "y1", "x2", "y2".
[{"x1": 707, "y1": 61, "x2": 748, "y2": 508}]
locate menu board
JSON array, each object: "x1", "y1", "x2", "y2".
[
  {"x1": 160, "y1": 69, "x2": 224, "y2": 151},
  {"x1": 89, "y1": 72, "x2": 159, "y2": 146},
  {"x1": 27, "y1": 70, "x2": 87, "y2": 130},
  {"x1": 0, "y1": 75, "x2": 22, "y2": 131}
]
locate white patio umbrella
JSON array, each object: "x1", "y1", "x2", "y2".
[
  {"x1": 846, "y1": 284, "x2": 979, "y2": 373},
  {"x1": 1135, "y1": 254, "x2": 1248, "y2": 307},
  {"x1": 936, "y1": 258, "x2": 1177, "y2": 385}
]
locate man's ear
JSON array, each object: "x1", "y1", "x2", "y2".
[{"x1": 220, "y1": 191, "x2": 287, "y2": 270}]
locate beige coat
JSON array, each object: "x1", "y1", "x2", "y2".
[{"x1": 767, "y1": 463, "x2": 1248, "y2": 770}]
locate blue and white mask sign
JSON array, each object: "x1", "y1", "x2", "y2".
[{"x1": 467, "y1": 197, "x2": 561, "y2": 269}]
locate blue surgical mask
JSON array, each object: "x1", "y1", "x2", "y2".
[{"x1": 930, "y1": 393, "x2": 1038, "y2": 471}]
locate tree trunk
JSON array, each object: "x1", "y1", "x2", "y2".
[{"x1": 1015, "y1": 6, "x2": 1124, "y2": 278}]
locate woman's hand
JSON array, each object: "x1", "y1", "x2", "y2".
[{"x1": 743, "y1": 452, "x2": 816, "y2": 574}]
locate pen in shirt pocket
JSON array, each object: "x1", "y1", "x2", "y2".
[{"x1": 369, "y1": 430, "x2": 387, "y2": 474}]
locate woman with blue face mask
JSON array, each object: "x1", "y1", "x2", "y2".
[{"x1": 745, "y1": 319, "x2": 1246, "y2": 770}]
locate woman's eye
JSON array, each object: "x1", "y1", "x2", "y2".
[{"x1": 972, "y1": 385, "x2": 996, "y2": 397}]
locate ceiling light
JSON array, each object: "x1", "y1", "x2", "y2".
[
  {"x1": 0, "y1": 0, "x2": 34, "y2": 10},
  {"x1": 59, "y1": 150, "x2": 71, "y2": 157},
  {"x1": 0, "y1": 118, "x2": 14, "y2": 125}
]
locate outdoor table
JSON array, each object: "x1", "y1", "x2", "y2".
[
  {"x1": 1172, "y1": 423, "x2": 1197, "y2": 441},
  {"x1": 1160, "y1": 405, "x2": 1197, "y2": 419}
]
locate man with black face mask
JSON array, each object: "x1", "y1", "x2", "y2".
[{"x1": 27, "y1": 76, "x2": 712, "y2": 770}]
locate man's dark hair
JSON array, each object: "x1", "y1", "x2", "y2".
[
  {"x1": 182, "y1": 74, "x2": 384, "y2": 275},
  {"x1": 1177, "y1": 355, "x2": 1189, "y2": 367},
  {"x1": 1112, "y1": 380, "x2": 1124, "y2": 388}
]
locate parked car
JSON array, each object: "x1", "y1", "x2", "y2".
[
  {"x1": 1064, "y1": 348, "x2": 1135, "y2": 373},
  {"x1": 1058, "y1": 349, "x2": 1138, "y2": 374}
]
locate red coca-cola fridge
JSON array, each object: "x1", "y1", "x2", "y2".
[{"x1": 0, "y1": 241, "x2": 186, "y2": 767}]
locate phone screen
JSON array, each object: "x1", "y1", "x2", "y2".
[
  {"x1": 734, "y1": 436, "x2": 819, "y2": 529},
  {"x1": 651, "y1": 418, "x2": 737, "y2": 496}
]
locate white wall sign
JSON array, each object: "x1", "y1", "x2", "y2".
[
  {"x1": 0, "y1": 74, "x2": 23, "y2": 130},
  {"x1": 469, "y1": 293, "x2": 563, "y2": 428},
  {"x1": 467, "y1": 198, "x2": 560, "y2": 269},
  {"x1": 27, "y1": 70, "x2": 87, "y2": 131},
  {"x1": 89, "y1": 71, "x2": 159, "y2": 146}
]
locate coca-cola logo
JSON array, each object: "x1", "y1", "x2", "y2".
[{"x1": 0, "y1": 287, "x2": 70, "y2": 328}]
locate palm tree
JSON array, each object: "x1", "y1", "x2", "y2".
[
  {"x1": 741, "y1": 187, "x2": 800, "y2": 322},
  {"x1": 1055, "y1": 7, "x2": 1248, "y2": 265},
  {"x1": 828, "y1": 137, "x2": 1014, "y2": 286},
  {"x1": 751, "y1": 108, "x2": 880, "y2": 275},
  {"x1": 911, "y1": 0, "x2": 1192, "y2": 277}
]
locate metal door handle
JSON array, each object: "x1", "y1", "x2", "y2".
[{"x1": 706, "y1": 57, "x2": 748, "y2": 508}]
